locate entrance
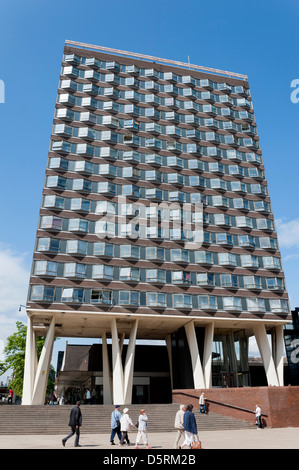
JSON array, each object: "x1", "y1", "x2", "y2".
[{"x1": 212, "y1": 329, "x2": 250, "y2": 387}]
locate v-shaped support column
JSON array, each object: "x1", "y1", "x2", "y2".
[
  {"x1": 184, "y1": 321, "x2": 206, "y2": 389},
  {"x1": 31, "y1": 317, "x2": 55, "y2": 405},
  {"x1": 110, "y1": 318, "x2": 138, "y2": 405}
]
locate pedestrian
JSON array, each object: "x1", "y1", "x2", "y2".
[
  {"x1": 181, "y1": 404, "x2": 199, "y2": 449},
  {"x1": 119, "y1": 408, "x2": 135, "y2": 446},
  {"x1": 135, "y1": 409, "x2": 151, "y2": 449},
  {"x1": 62, "y1": 401, "x2": 82, "y2": 447},
  {"x1": 85, "y1": 388, "x2": 91, "y2": 404},
  {"x1": 173, "y1": 404, "x2": 186, "y2": 449},
  {"x1": 199, "y1": 393, "x2": 207, "y2": 414},
  {"x1": 91, "y1": 388, "x2": 96, "y2": 404},
  {"x1": 255, "y1": 404, "x2": 263, "y2": 429},
  {"x1": 7, "y1": 388, "x2": 13, "y2": 405},
  {"x1": 110, "y1": 405, "x2": 122, "y2": 445}
]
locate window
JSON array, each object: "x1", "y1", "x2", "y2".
[
  {"x1": 90, "y1": 290, "x2": 112, "y2": 304},
  {"x1": 173, "y1": 294, "x2": 192, "y2": 309},
  {"x1": 92, "y1": 265, "x2": 113, "y2": 280},
  {"x1": 64, "y1": 263, "x2": 86, "y2": 279},
  {"x1": 119, "y1": 290, "x2": 140, "y2": 306},
  {"x1": 94, "y1": 242, "x2": 114, "y2": 257},
  {"x1": 119, "y1": 267, "x2": 140, "y2": 282},
  {"x1": 198, "y1": 295, "x2": 217, "y2": 310},
  {"x1": 70, "y1": 198, "x2": 90, "y2": 213},
  {"x1": 266, "y1": 277, "x2": 284, "y2": 291},
  {"x1": 33, "y1": 260, "x2": 57, "y2": 277},
  {"x1": 146, "y1": 292, "x2": 166, "y2": 308},
  {"x1": 171, "y1": 249, "x2": 189, "y2": 263},
  {"x1": 40, "y1": 216, "x2": 63, "y2": 231},
  {"x1": 194, "y1": 251, "x2": 213, "y2": 265},
  {"x1": 222, "y1": 296, "x2": 242, "y2": 312},
  {"x1": 263, "y1": 256, "x2": 281, "y2": 270},
  {"x1": 240, "y1": 254, "x2": 259, "y2": 269},
  {"x1": 43, "y1": 195, "x2": 65, "y2": 210},
  {"x1": 172, "y1": 271, "x2": 191, "y2": 284},
  {"x1": 243, "y1": 276, "x2": 262, "y2": 290},
  {"x1": 197, "y1": 273, "x2": 215, "y2": 287},
  {"x1": 46, "y1": 175, "x2": 67, "y2": 190},
  {"x1": 216, "y1": 233, "x2": 233, "y2": 246},
  {"x1": 37, "y1": 237, "x2": 60, "y2": 253},
  {"x1": 220, "y1": 274, "x2": 239, "y2": 289},
  {"x1": 95, "y1": 200, "x2": 116, "y2": 216},
  {"x1": 61, "y1": 287, "x2": 84, "y2": 303},
  {"x1": 247, "y1": 297, "x2": 266, "y2": 313},
  {"x1": 218, "y1": 253, "x2": 237, "y2": 267},
  {"x1": 66, "y1": 240, "x2": 88, "y2": 256},
  {"x1": 30, "y1": 285, "x2": 55, "y2": 302},
  {"x1": 238, "y1": 235, "x2": 255, "y2": 248},
  {"x1": 146, "y1": 269, "x2": 166, "y2": 284},
  {"x1": 68, "y1": 218, "x2": 89, "y2": 233},
  {"x1": 269, "y1": 299, "x2": 289, "y2": 314},
  {"x1": 120, "y1": 245, "x2": 140, "y2": 259},
  {"x1": 145, "y1": 246, "x2": 165, "y2": 261}
]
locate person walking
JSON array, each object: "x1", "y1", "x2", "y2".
[
  {"x1": 7, "y1": 388, "x2": 13, "y2": 405},
  {"x1": 199, "y1": 393, "x2": 207, "y2": 414},
  {"x1": 62, "y1": 401, "x2": 82, "y2": 447},
  {"x1": 110, "y1": 405, "x2": 122, "y2": 445},
  {"x1": 135, "y1": 409, "x2": 151, "y2": 449},
  {"x1": 255, "y1": 404, "x2": 263, "y2": 429},
  {"x1": 173, "y1": 404, "x2": 186, "y2": 449},
  {"x1": 119, "y1": 408, "x2": 135, "y2": 446},
  {"x1": 181, "y1": 404, "x2": 199, "y2": 449}
]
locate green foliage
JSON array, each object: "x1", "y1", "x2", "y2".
[{"x1": 0, "y1": 321, "x2": 56, "y2": 398}]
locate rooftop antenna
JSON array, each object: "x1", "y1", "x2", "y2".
[{"x1": 188, "y1": 55, "x2": 191, "y2": 70}]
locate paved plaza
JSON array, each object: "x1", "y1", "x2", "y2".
[{"x1": 1, "y1": 427, "x2": 299, "y2": 449}]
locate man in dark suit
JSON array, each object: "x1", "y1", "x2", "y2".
[{"x1": 62, "y1": 401, "x2": 82, "y2": 447}]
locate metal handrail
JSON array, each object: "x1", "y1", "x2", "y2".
[{"x1": 172, "y1": 391, "x2": 268, "y2": 417}]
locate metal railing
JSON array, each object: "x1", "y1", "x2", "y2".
[
  {"x1": 64, "y1": 40, "x2": 248, "y2": 80},
  {"x1": 172, "y1": 391, "x2": 268, "y2": 417}
]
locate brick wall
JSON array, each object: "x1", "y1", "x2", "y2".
[{"x1": 172, "y1": 386, "x2": 299, "y2": 428}]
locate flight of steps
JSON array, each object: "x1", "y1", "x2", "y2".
[{"x1": 0, "y1": 403, "x2": 254, "y2": 435}]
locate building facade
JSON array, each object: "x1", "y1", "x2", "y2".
[{"x1": 23, "y1": 41, "x2": 291, "y2": 405}]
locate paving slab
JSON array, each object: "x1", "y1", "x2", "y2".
[{"x1": 0, "y1": 428, "x2": 299, "y2": 449}]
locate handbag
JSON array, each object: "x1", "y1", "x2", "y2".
[{"x1": 192, "y1": 440, "x2": 202, "y2": 449}]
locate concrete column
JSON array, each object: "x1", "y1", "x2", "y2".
[
  {"x1": 272, "y1": 325, "x2": 284, "y2": 386},
  {"x1": 203, "y1": 322, "x2": 214, "y2": 389},
  {"x1": 184, "y1": 321, "x2": 206, "y2": 389},
  {"x1": 22, "y1": 315, "x2": 35, "y2": 405},
  {"x1": 165, "y1": 334, "x2": 173, "y2": 390},
  {"x1": 31, "y1": 317, "x2": 56, "y2": 405},
  {"x1": 111, "y1": 318, "x2": 124, "y2": 404},
  {"x1": 123, "y1": 319, "x2": 138, "y2": 404},
  {"x1": 102, "y1": 332, "x2": 112, "y2": 404},
  {"x1": 253, "y1": 324, "x2": 279, "y2": 386}
]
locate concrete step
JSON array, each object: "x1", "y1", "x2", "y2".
[{"x1": 0, "y1": 404, "x2": 254, "y2": 434}]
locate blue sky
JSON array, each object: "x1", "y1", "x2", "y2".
[{"x1": 0, "y1": 0, "x2": 298, "y2": 376}]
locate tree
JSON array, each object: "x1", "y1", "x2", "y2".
[{"x1": 0, "y1": 321, "x2": 56, "y2": 398}]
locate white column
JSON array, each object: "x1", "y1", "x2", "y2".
[
  {"x1": 272, "y1": 325, "x2": 284, "y2": 386},
  {"x1": 102, "y1": 332, "x2": 112, "y2": 404},
  {"x1": 203, "y1": 322, "x2": 214, "y2": 389},
  {"x1": 22, "y1": 315, "x2": 35, "y2": 405},
  {"x1": 111, "y1": 318, "x2": 125, "y2": 404},
  {"x1": 253, "y1": 323, "x2": 279, "y2": 386},
  {"x1": 123, "y1": 319, "x2": 138, "y2": 404},
  {"x1": 184, "y1": 321, "x2": 206, "y2": 389},
  {"x1": 31, "y1": 317, "x2": 56, "y2": 405},
  {"x1": 165, "y1": 334, "x2": 173, "y2": 390}
]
